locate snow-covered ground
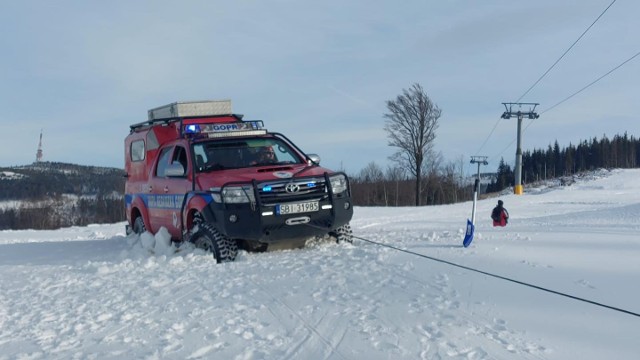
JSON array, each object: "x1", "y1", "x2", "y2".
[
  {"x1": 0, "y1": 171, "x2": 25, "y2": 180},
  {"x1": 1, "y1": 169, "x2": 639, "y2": 359}
]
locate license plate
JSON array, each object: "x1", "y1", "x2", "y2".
[{"x1": 276, "y1": 201, "x2": 319, "y2": 215}]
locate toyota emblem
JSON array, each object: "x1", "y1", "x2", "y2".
[{"x1": 285, "y1": 183, "x2": 300, "y2": 193}]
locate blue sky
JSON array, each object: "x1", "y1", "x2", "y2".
[{"x1": 1, "y1": 1, "x2": 638, "y2": 175}]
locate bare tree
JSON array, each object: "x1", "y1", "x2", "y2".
[
  {"x1": 383, "y1": 83, "x2": 442, "y2": 205},
  {"x1": 358, "y1": 162, "x2": 385, "y2": 205}
]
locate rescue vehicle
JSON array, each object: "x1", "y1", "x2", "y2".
[{"x1": 125, "y1": 100, "x2": 353, "y2": 262}]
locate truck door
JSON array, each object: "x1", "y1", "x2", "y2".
[{"x1": 148, "y1": 145, "x2": 192, "y2": 239}]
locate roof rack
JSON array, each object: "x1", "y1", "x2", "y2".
[
  {"x1": 148, "y1": 100, "x2": 233, "y2": 121},
  {"x1": 130, "y1": 100, "x2": 242, "y2": 131}
]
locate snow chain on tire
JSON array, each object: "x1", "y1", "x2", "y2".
[
  {"x1": 332, "y1": 223, "x2": 353, "y2": 243},
  {"x1": 192, "y1": 222, "x2": 238, "y2": 263},
  {"x1": 133, "y1": 216, "x2": 146, "y2": 235}
]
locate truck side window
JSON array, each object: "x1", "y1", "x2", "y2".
[
  {"x1": 172, "y1": 146, "x2": 188, "y2": 174},
  {"x1": 156, "y1": 147, "x2": 173, "y2": 177},
  {"x1": 131, "y1": 140, "x2": 145, "y2": 161}
]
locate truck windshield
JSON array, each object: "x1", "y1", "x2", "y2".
[{"x1": 193, "y1": 137, "x2": 304, "y2": 172}]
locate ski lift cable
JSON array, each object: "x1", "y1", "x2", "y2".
[
  {"x1": 477, "y1": 0, "x2": 617, "y2": 159},
  {"x1": 515, "y1": 0, "x2": 617, "y2": 103},
  {"x1": 487, "y1": 49, "x2": 640, "y2": 163},
  {"x1": 351, "y1": 234, "x2": 640, "y2": 319},
  {"x1": 490, "y1": 139, "x2": 517, "y2": 164},
  {"x1": 473, "y1": 117, "x2": 502, "y2": 156},
  {"x1": 538, "y1": 50, "x2": 640, "y2": 115}
]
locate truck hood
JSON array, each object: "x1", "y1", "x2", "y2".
[{"x1": 196, "y1": 164, "x2": 335, "y2": 189}]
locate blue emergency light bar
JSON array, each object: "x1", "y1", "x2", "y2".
[
  {"x1": 185, "y1": 124, "x2": 201, "y2": 133},
  {"x1": 183, "y1": 120, "x2": 266, "y2": 138}
]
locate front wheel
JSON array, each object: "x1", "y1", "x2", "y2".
[
  {"x1": 191, "y1": 222, "x2": 238, "y2": 263},
  {"x1": 330, "y1": 223, "x2": 353, "y2": 243}
]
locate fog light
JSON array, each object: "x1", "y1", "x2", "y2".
[
  {"x1": 344, "y1": 202, "x2": 351, "y2": 210},
  {"x1": 229, "y1": 214, "x2": 238, "y2": 223}
]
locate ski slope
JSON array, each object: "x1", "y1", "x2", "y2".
[{"x1": 1, "y1": 169, "x2": 639, "y2": 359}]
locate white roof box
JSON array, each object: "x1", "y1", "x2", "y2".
[{"x1": 148, "y1": 100, "x2": 232, "y2": 120}]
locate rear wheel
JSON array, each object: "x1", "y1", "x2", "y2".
[
  {"x1": 133, "y1": 216, "x2": 146, "y2": 235},
  {"x1": 191, "y1": 222, "x2": 238, "y2": 263}
]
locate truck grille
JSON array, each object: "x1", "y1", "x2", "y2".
[{"x1": 257, "y1": 178, "x2": 328, "y2": 204}]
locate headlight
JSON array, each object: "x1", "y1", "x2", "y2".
[
  {"x1": 329, "y1": 174, "x2": 348, "y2": 194},
  {"x1": 222, "y1": 186, "x2": 255, "y2": 203}
]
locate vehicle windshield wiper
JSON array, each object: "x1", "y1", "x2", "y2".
[
  {"x1": 202, "y1": 163, "x2": 226, "y2": 172},
  {"x1": 250, "y1": 161, "x2": 281, "y2": 167}
]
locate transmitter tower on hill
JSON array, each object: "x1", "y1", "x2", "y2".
[{"x1": 36, "y1": 129, "x2": 43, "y2": 163}]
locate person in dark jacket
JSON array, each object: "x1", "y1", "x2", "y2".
[
  {"x1": 251, "y1": 146, "x2": 277, "y2": 165},
  {"x1": 491, "y1": 200, "x2": 509, "y2": 227}
]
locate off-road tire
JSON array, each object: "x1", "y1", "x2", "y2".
[
  {"x1": 331, "y1": 223, "x2": 353, "y2": 243},
  {"x1": 133, "y1": 216, "x2": 146, "y2": 235},
  {"x1": 191, "y1": 222, "x2": 238, "y2": 263}
]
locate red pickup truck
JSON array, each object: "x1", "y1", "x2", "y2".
[{"x1": 124, "y1": 100, "x2": 353, "y2": 262}]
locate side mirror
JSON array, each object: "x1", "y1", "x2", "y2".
[
  {"x1": 307, "y1": 153, "x2": 321, "y2": 165},
  {"x1": 165, "y1": 163, "x2": 186, "y2": 177}
]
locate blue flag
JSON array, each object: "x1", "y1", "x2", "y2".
[{"x1": 463, "y1": 219, "x2": 474, "y2": 248}]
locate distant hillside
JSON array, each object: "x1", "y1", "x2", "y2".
[
  {"x1": 0, "y1": 162, "x2": 125, "y2": 230},
  {"x1": 0, "y1": 161, "x2": 125, "y2": 200}
]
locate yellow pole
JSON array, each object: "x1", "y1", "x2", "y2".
[{"x1": 514, "y1": 184, "x2": 523, "y2": 195}]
